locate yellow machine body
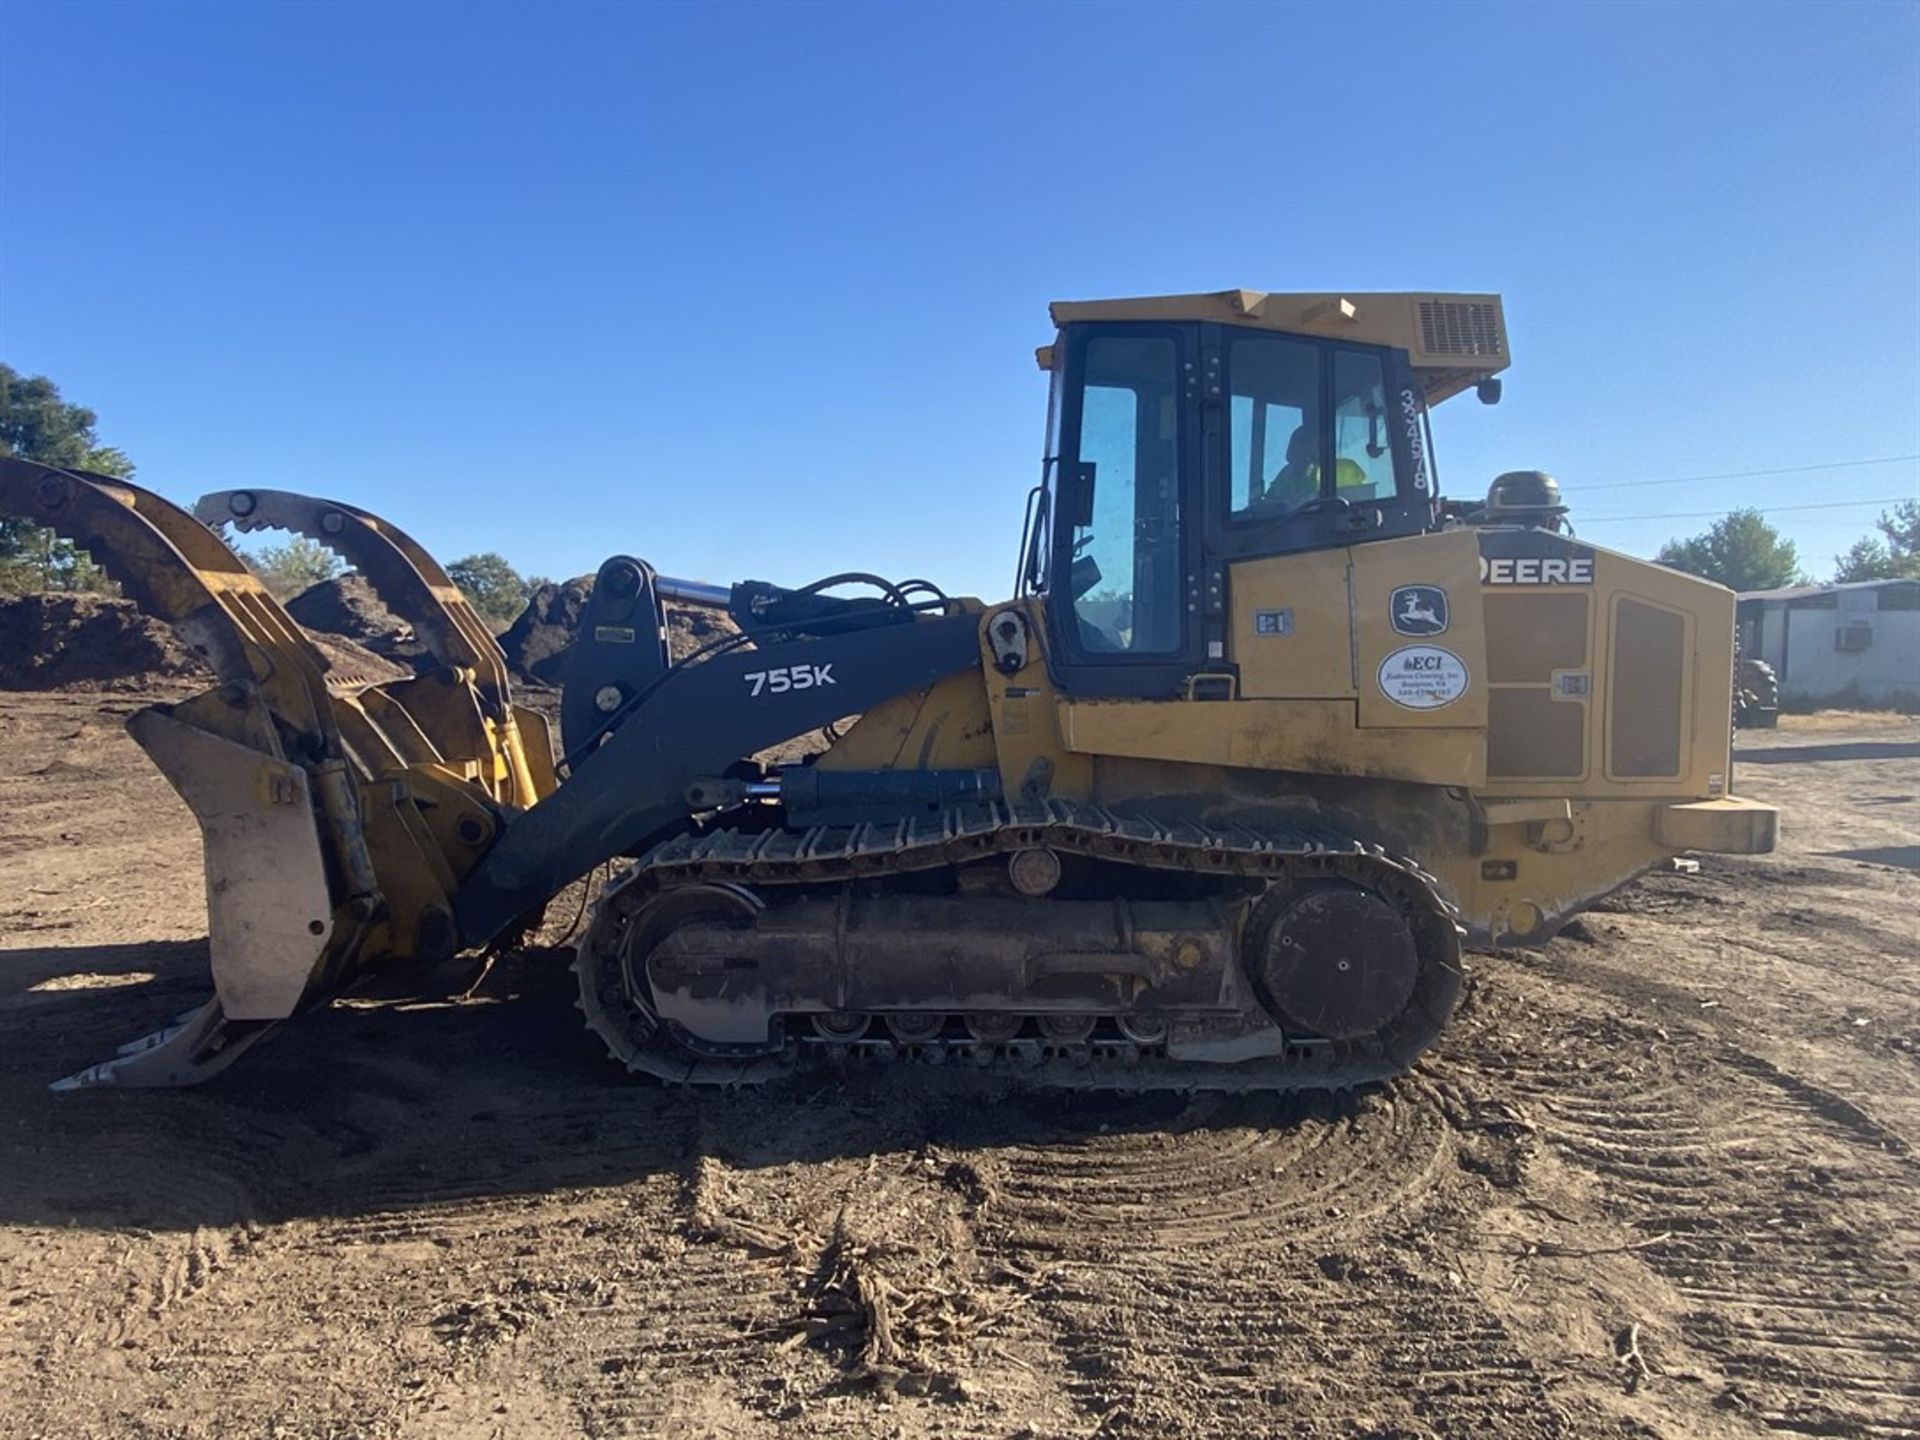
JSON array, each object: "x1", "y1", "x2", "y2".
[{"x1": 823, "y1": 523, "x2": 1774, "y2": 949}]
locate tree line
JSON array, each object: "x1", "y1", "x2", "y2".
[
  {"x1": 1654, "y1": 503, "x2": 1918, "y2": 593},
  {"x1": 4, "y1": 364, "x2": 1915, "y2": 607},
  {"x1": 250, "y1": 534, "x2": 549, "y2": 630},
  {"x1": 1, "y1": 365, "x2": 547, "y2": 629}
]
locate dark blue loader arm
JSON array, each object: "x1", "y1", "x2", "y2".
[{"x1": 452, "y1": 610, "x2": 984, "y2": 947}]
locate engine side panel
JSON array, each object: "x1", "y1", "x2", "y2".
[{"x1": 955, "y1": 526, "x2": 1767, "y2": 949}]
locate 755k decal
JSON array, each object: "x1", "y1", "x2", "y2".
[{"x1": 745, "y1": 664, "x2": 836, "y2": 696}]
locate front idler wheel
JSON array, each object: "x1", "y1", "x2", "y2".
[{"x1": 578, "y1": 881, "x2": 762, "y2": 1069}]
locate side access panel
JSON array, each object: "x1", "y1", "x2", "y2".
[{"x1": 1350, "y1": 530, "x2": 1488, "y2": 731}]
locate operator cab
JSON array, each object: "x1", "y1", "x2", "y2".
[{"x1": 1019, "y1": 290, "x2": 1508, "y2": 698}]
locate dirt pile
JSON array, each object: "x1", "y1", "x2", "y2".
[
  {"x1": 0, "y1": 592, "x2": 208, "y2": 690},
  {"x1": 666, "y1": 600, "x2": 737, "y2": 661},
  {"x1": 500, "y1": 577, "x2": 594, "y2": 684},
  {"x1": 0, "y1": 591, "x2": 408, "y2": 691},
  {"x1": 286, "y1": 574, "x2": 432, "y2": 669},
  {"x1": 499, "y1": 574, "x2": 738, "y2": 684}
]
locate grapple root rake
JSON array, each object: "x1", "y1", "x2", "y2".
[{"x1": 0, "y1": 459, "x2": 556, "y2": 1087}]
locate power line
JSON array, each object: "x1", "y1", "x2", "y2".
[
  {"x1": 1580, "y1": 496, "x2": 1915, "y2": 525},
  {"x1": 1579, "y1": 454, "x2": 1919, "y2": 492}
]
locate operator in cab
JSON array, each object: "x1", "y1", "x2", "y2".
[{"x1": 1251, "y1": 420, "x2": 1369, "y2": 513}]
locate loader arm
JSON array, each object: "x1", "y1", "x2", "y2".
[{"x1": 453, "y1": 611, "x2": 983, "y2": 944}]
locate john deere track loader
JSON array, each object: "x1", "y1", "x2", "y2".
[{"x1": 2, "y1": 289, "x2": 1778, "y2": 1091}]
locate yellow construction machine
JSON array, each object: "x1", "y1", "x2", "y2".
[{"x1": 2, "y1": 289, "x2": 1778, "y2": 1090}]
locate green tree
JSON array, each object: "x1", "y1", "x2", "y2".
[
  {"x1": 0, "y1": 363, "x2": 133, "y2": 593},
  {"x1": 448, "y1": 551, "x2": 531, "y2": 630},
  {"x1": 1655, "y1": 509, "x2": 1802, "y2": 592},
  {"x1": 250, "y1": 536, "x2": 342, "y2": 599},
  {"x1": 1832, "y1": 500, "x2": 1920, "y2": 582}
]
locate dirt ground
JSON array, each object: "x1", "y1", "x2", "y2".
[{"x1": 1, "y1": 692, "x2": 1915, "y2": 1440}]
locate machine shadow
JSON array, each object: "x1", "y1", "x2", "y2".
[
  {"x1": 1734, "y1": 740, "x2": 1920, "y2": 765},
  {"x1": 1825, "y1": 844, "x2": 1920, "y2": 872},
  {"x1": 0, "y1": 941, "x2": 1362, "y2": 1234}
]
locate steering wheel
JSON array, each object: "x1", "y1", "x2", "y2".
[{"x1": 1293, "y1": 494, "x2": 1352, "y2": 515}]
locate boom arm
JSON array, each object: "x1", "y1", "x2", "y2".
[{"x1": 453, "y1": 611, "x2": 983, "y2": 944}]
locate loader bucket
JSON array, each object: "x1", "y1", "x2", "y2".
[{"x1": 1, "y1": 460, "x2": 555, "y2": 1087}]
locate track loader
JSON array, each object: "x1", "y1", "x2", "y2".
[{"x1": 3, "y1": 290, "x2": 1778, "y2": 1091}]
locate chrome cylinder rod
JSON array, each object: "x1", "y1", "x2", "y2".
[{"x1": 655, "y1": 575, "x2": 732, "y2": 607}]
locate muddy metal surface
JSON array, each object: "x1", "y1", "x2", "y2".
[{"x1": 1, "y1": 691, "x2": 1915, "y2": 1439}]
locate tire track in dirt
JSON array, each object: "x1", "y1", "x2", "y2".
[
  {"x1": 549, "y1": 1104, "x2": 1067, "y2": 1439},
  {"x1": 565, "y1": 1148, "x2": 810, "y2": 1439},
  {"x1": 971, "y1": 1088, "x2": 1573, "y2": 1437},
  {"x1": 1498, "y1": 1005, "x2": 1920, "y2": 1437}
]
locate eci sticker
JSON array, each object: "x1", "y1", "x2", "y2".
[{"x1": 1377, "y1": 645, "x2": 1469, "y2": 710}]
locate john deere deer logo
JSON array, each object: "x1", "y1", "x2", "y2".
[{"x1": 1390, "y1": 585, "x2": 1449, "y2": 637}]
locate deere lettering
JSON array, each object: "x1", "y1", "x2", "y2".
[{"x1": 1480, "y1": 554, "x2": 1593, "y2": 586}]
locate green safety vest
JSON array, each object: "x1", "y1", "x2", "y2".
[{"x1": 1260, "y1": 457, "x2": 1371, "y2": 508}]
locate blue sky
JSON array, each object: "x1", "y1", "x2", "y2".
[{"x1": 3, "y1": 1, "x2": 1916, "y2": 600}]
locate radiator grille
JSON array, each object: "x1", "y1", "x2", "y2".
[
  {"x1": 1609, "y1": 598, "x2": 1686, "y2": 778},
  {"x1": 1488, "y1": 689, "x2": 1586, "y2": 778},
  {"x1": 1418, "y1": 301, "x2": 1505, "y2": 357},
  {"x1": 1483, "y1": 592, "x2": 1589, "y2": 778},
  {"x1": 1484, "y1": 595, "x2": 1589, "y2": 683}
]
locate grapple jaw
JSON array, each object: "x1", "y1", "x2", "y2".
[{"x1": 0, "y1": 459, "x2": 557, "y2": 1088}]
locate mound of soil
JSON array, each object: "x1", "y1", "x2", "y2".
[
  {"x1": 286, "y1": 573, "x2": 406, "y2": 644},
  {"x1": 286, "y1": 574, "x2": 433, "y2": 669},
  {"x1": 666, "y1": 600, "x2": 737, "y2": 661},
  {"x1": 499, "y1": 575, "x2": 739, "y2": 685},
  {"x1": 0, "y1": 593, "x2": 209, "y2": 690},
  {"x1": 0, "y1": 591, "x2": 410, "y2": 692},
  {"x1": 500, "y1": 577, "x2": 594, "y2": 685}
]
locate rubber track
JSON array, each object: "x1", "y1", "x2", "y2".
[{"x1": 577, "y1": 800, "x2": 1464, "y2": 1092}]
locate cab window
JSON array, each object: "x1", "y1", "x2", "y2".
[
  {"x1": 1332, "y1": 350, "x2": 1396, "y2": 500},
  {"x1": 1068, "y1": 335, "x2": 1182, "y2": 655},
  {"x1": 1228, "y1": 335, "x2": 1322, "y2": 519}
]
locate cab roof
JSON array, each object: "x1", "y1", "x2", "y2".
[{"x1": 1041, "y1": 289, "x2": 1509, "y2": 404}]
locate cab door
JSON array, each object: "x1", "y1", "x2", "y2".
[{"x1": 1046, "y1": 323, "x2": 1205, "y2": 698}]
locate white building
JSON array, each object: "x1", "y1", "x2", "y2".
[{"x1": 1737, "y1": 579, "x2": 1920, "y2": 708}]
